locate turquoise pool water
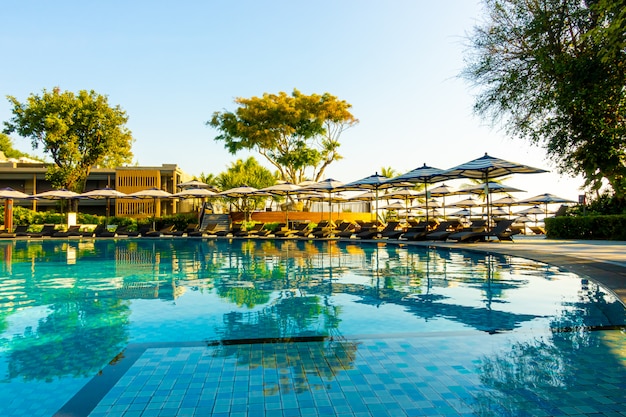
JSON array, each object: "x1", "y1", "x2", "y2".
[{"x1": 0, "y1": 238, "x2": 624, "y2": 417}]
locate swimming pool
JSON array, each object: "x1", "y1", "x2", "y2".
[{"x1": 0, "y1": 238, "x2": 624, "y2": 416}]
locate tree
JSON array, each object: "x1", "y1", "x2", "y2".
[
  {"x1": 208, "y1": 89, "x2": 358, "y2": 184},
  {"x1": 4, "y1": 87, "x2": 134, "y2": 193},
  {"x1": 380, "y1": 166, "x2": 399, "y2": 179},
  {"x1": 0, "y1": 132, "x2": 41, "y2": 161},
  {"x1": 463, "y1": 0, "x2": 626, "y2": 197},
  {"x1": 216, "y1": 157, "x2": 277, "y2": 216}
]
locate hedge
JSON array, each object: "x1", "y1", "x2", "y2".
[{"x1": 545, "y1": 215, "x2": 626, "y2": 240}]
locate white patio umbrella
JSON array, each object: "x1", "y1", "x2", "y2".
[
  {"x1": 299, "y1": 178, "x2": 345, "y2": 223},
  {"x1": 80, "y1": 187, "x2": 128, "y2": 225},
  {"x1": 448, "y1": 208, "x2": 471, "y2": 218},
  {"x1": 218, "y1": 185, "x2": 260, "y2": 221},
  {"x1": 449, "y1": 197, "x2": 480, "y2": 218},
  {"x1": 254, "y1": 182, "x2": 302, "y2": 225},
  {"x1": 442, "y1": 153, "x2": 548, "y2": 230},
  {"x1": 422, "y1": 183, "x2": 459, "y2": 217},
  {"x1": 127, "y1": 187, "x2": 173, "y2": 230},
  {"x1": 0, "y1": 187, "x2": 30, "y2": 232},
  {"x1": 30, "y1": 188, "x2": 80, "y2": 214},
  {"x1": 171, "y1": 188, "x2": 216, "y2": 199},
  {"x1": 387, "y1": 164, "x2": 449, "y2": 224},
  {"x1": 459, "y1": 182, "x2": 526, "y2": 195},
  {"x1": 381, "y1": 201, "x2": 405, "y2": 210},
  {"x1": 517, "y1": 193, "x2": 576, "y2": 218},
  {"x1": 177, "y1": 180, "x2": 211, "y2": 189},
  {"x1": 299, "y1": 191, "x2": 347, "y2": 222},
  {"x1": 490, "y1": 196, "x2": 521, "y2": 218},
  {"x1": 171, "y1": 187, "x2": 217, "y2": 217},
  {"x1": 384, "y1": 188, "x2": 420, "y2": 221},
  {"x1": 337, "y1": 172, "x2": 393, "y2": 222}
]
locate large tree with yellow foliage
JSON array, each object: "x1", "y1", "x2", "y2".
[{"x1": 208, "y1": 89, "x2": 358, "y2": 184}]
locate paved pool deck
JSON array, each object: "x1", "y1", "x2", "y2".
[{"x1": 403, "y1": 235, "x2": 626, "y2": 305}]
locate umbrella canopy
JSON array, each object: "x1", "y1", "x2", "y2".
[
  {"x1": 218, "y1": 185, "x2": 259, "y2": 221},
  {"x1": 254, "y1": 182, "x2": 302, "y2": 224},
  {"x1": 443, "y1": 153, "x2": 547, "y2": 229},
  {"x1": 517, "y1": 205, "x2": 546, "y2": 215},
  {"x1": 171, "y1": 188, "x2": 216, "y2": 198},
  {"x1": 517, "y1": 193, "x2": 576, "y2": 217},
  {"x1": 448, "y1": 197, "x2": 479, "y2": 218},
  {"x1": 0, "y1": 187, "x2": 30, "y2": 232},
  {"x1": 381, "y1": 201, "x2": 405, "y2": 210},
  {"x1": 384, "y1": 188, "x2": 420, "y2": 200},
  {"x1": 299, "y1": 179, "x2": 345, "y2": 223},
  {"x1": 0, "y1": 187, "x2": 30, "y2": 199},
  {"x1": 425, "y1": 184, "x2": 459, "y2": 197},
  {"x1": 491, "y1": 196, "x2": 520, "y2": 206},
  {"x1": 127, "y1": 188, "x2": 173, "y2": 229},
  {"x1": 31, "y1": 188, "x2": 80, "y2": 200},
  {"x1": 337, "y1": 172, "x2": 394, "y2": 222},
  {"x1": 218, "y1": 185, "x2": 259, "y2": 197},
  {"x1": 444, "y1": 153, "x2": 548, "y2": 180},
  {"x1": 450, "y1": 197, "x2": 479, "y2": 208},
  {"x1": 80, "y1": 187, "x2": 128, "y2": 224},
  {"x1": 448, "y1": 208, "x2": 471, "y2": 218},
  {"x1": 459, "y1": 182, "x2": 526, "y2": 195},
  {"x1": 177, "y1": 180, "x2": 211, "y2": 189},
  {"x1": 348, "y1": 191, "x2": 380, "y2": 201},
  {"x1": 489, "y1": 206, "x2": 511, "y2": 217},
  {"x1": 490, "y1": 196, "x2": 520, "y2": 218},
  {"x1": 80, "y1": 187, "x2": 127, "y2": 199},
  {"x1": 387, "y1": 164, "x2": 449, "y2": 223},
  {"x1": 384, "y1": 188, "x2": 420, "y2": 221},
  {"x1": 30, "y1": 188, "x2": 80, "y2": 215}
]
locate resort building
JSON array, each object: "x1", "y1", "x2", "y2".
[{"x1": 0, "y1": 157, "x2": 193, "y2": 220}]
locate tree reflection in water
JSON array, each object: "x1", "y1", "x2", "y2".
[{"x1": 473, "y1": 279, "x2": 626, "y2": 416}]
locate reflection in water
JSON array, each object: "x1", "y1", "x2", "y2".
[{"x1": 0, "y1": 237, "x2": 623, "y2": 396}]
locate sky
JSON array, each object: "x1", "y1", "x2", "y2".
[{"x1": 0, "y1": 0, "x2": 585, "y2": 203}]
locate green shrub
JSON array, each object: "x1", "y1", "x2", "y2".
[{"x1": 546, "y1": 215, "x2": 626, "y2": 240}]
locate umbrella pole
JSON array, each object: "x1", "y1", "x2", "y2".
[
  {"x1": 424, "y1": 181, "x2": 429, "y2": 226},
  {"x1": 152, "y1": 197, "x2": 157, "y2": 230},
  {"x1": 375, "y1": 188, "x2": 379, "y2": 225}
]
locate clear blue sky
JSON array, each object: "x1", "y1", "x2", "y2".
[{"x1": 0, "y1": 0, "x2": 584, "y2": 202}]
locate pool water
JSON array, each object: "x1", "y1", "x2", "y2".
[{"x1": 0, "y1": 238, "x2": 624, "y2": 417}]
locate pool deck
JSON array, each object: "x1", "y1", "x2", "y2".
[{"x1": 402, "y1": 235, "x2": 626, "y2": 305}]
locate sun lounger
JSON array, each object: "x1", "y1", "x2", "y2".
[
  {"x1": 335, "y1": 221, "x2": 357, "y2": 238},
  {"x1": 235, "y1": 222, "x2": 265, "y2": 237},
  {"x1": 274, "y1": 222, "x2": 305, "y2": 238},
  {"x1": 310, "y1": 220, "x2": 336, "y2": 238},
  {"x1": 27, "y1": 224, "x2": 57, "y2": 238},
  {"x1": 114, "y1": 225, "x2": 140, "y2": 237},
  {"x1": 400, "y1": 221, "x2": 429, "y2": 240},
  {"x1": 215, "y1": 223, "x2": 242, "y2": 237},
  {"x1": 423, "y1": 220, "x2": 464, "y2": 241},
  {"x1": 0, "y1": 225, "x2": 30, "y2": 238},
  {"x1": 529, "y1": 225, "x2": 546, "y2": 235},
  {"x1": 52, "y1": 225, "x2": 82, "y2": 237},
  {"x1": 447, "y1": 220, "x2": 488, "y2": 242},
  {"x1": 188, "y1": 222, "x2": 218, "y2": 237}
]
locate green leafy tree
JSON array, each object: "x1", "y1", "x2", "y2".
[
  {"x1": 463, "y1": 0, "x2": 626, "y2": 197},
  {"x1": 0, "y1": 132, "x2": 42, "y2": 161},
  {"x1": 217, "y1": 157, "x2": 277, "y2": 216},
  {"x1": 380, "y1": 166, "x2": 399, "y2": 178},
  {"x1": 4, "y1": 87, "x2": 134, "y2": 193},
  {"x1": 208, "y1": 89, "x2": 358, "y2": 184}
]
